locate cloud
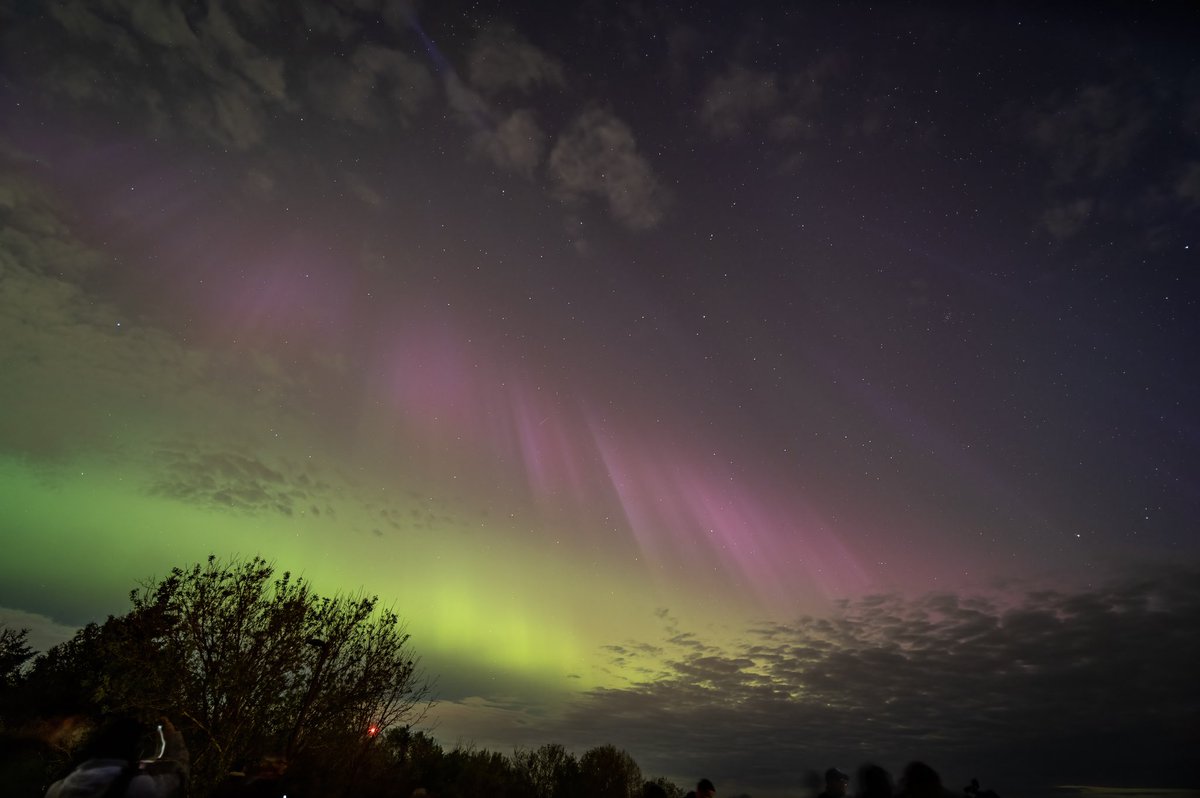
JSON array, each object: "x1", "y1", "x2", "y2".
[
  {"x1": 0, "y1": 607, "x2": 79, "y2": 653},
  {"x1": 467, "y1": 23, "x2": 565, "y2": 96},
  {"x1": 595, "y1": 564, "x2": 1195, "y2": 787},
  {"x1": 0, "y1": 176, "x2": 106, "y2": 282},
  {"x1": 0, "y1": 172, "x2": 196, "y2": 457},
  {"x1": 45, "y1": 1, "x2": 144, "y2": 63},
  {"x1": 147, "y1": 446, "x2": 332, "y2": 516},
  {"x1": 344, "y1": 172, "x2": 386, "y2": 208},
  {"x1": 297, "y1": 0, "x2": 361, "y2": 41},
  {"x1": 1019, "y1": 73, "x2": 1194, "y2": 244},
  {"x1": 178, "y1": 84, "x2": 272, "y2": 151},
  {"x1": 195, "y1": 3, "x2": 288, "y2": 102},
  {"x1": 0, "y1": 168, "x2": 321, "y2": 462},
  {"x1": 1175, "y1": 161, "x2": 1200, "y2": 205},
  {"x1": 444, "y1": 75, "x2": 547, "y2": 176},
  {"x1": 26, "y1": 0, "x2": 291, "y2": 150},
  {"x1": 445, "y1": 73, "x2": 491, "y2": 122},
  {"x1": 1040, "y1": 198, "x2": 1094, "y2": 240},
  {"x1": 473, "y1": 109, "x2": 547, "y2": 178},
  {"x1": 697, "y1": 56, "x2": 840, "y2": 148},
  {"x1": 549, "y1": 109, "x2": 669, "y2": 230},
  {"x1": 700, "y1": 66, "x2": 781, "y2": 139},
  {"x1": 307, "y1": 43, "x2": 433, "y2": 127},
  {"x1": 11, "y1": 1, "x2": 446, "y2": 152},
  {"x1": 13, "y1": 6, "x2": 661, "y2": 235},
  {"x1": 435, "y1": 566, "x2": 1200, "y2": 794},
  {"x1": 1026, "y1": 84, "x2": 1150, "y2": 184}
]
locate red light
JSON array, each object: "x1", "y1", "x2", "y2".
[{"x1": 367, "y1": 725, "x2": 379, "y2": 737}]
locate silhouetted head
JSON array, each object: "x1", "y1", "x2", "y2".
[
  {"x1": 899, "y1": 762, "x2": 942, "y2": 798},
  {"x1": 80, "y1": 716, "x2": 144, "y2": 762},
  {"x1": 825, "y1": 768, "x2": 850, "y2": 797},
  {"x1": 856, "y1": 763, "x2": 893, "y2": 798},
  {"x1": 643, "y1": 781, "x2": 669, "y2": 798},
  {"x1": 697, "y1": 778, "x2": 716, "y2": 798}
]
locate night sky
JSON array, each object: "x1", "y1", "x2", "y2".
[{"x1": 1, "y1": 1, "x2": 1198, "y2": 795}]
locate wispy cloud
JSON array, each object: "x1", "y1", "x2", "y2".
[
  {"x1": 1025, "y1": 84, "x2": 1149, "y2": 185},
  {"x1": 0, "y1": 607, "x2": 79, "y2": 652},
  {"x1": 436, "y1": 566, "x2": 1200, "y2": 794},
  {"x1": 445, "y1": 74, "x2": 549, "y2": 178},
  {"x1": 38, "y1": 1, "x2": 291, "y2": 150},
  {"x1": 1019, "y1": 74, "x2": 1195, "y2": 245},
  {"x1": 147, "y1": 446, "x2": 332, "y2": 517},
  {"x1": 466, "y1": 23, "x2": 565, "y2": 96},
  {"x1": 1175, "y1": 162, "x2": 1200, "y2": 205},
  {"x1": 700, "y1": 66, "x2": 781, "y2": 139},
  {"x1": 549, "y1": 108, "x2": 670, "y2": 230},
  {"x1": 306, "y1": 44, "x2": 433, "y2": 128}
]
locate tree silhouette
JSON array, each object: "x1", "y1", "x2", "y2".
[
  {"x1": 514, "y1": 742, "x2": 582, "y2": 798},
  {"x1": 645, "y1": 776, "x2": 686, "y2": 798},
  {"x1": 579, "y1": 744, "x2": 644, "y2": 798},
  {"x1": 21, "y1": 555, "x2": 430, "y2": 795},
  {"x1": 13, "y1": 622, "x2": 109, "y2": 719},
  {"x1": 0, "y1": 627, "x2": 33, "y2": 689},
  {"x1": 1, "y1": 562, "x2": 702, "y2": 798}
]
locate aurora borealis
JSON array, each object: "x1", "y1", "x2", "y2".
[{"x1": 1, "y1": 2, "x2": 1198, "y2": 794}]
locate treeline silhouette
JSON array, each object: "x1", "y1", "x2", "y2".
[
  {"x1": 0, "y1": 556, "x2": 1002, "y2": 798},
  {"x1": 0, "y1": 555, "x2": 688, "y2": 797}
]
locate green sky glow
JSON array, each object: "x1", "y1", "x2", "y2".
[
  {"x1": 0, "y1": 449, "x2": 748, "y2": 699},
  {"x1": 5, "y1": 3, "x2": 1197, "y2": 790}
]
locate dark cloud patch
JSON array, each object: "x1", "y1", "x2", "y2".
[
  {"x1": 474, "y1": 108, "x2": 547, "y2": 178},
  {"x1": 4, "y1": 5, "x2": 673, "y2": 243},
  {"x1": 1176, "y1": 161, "x2": 1200, "y2": 206},
  {"x1": 466, "y1": 23, "x2": 565, "y2": 97},
  {"x1": 8, "y1": 1, "x2": 429, "y2": 152},
  {"x1": 445, "y1": 75, "x2": 548, "y2": 178},
  {"x1": 358, "y1": 494, "x2": 458, "y2": 535},
  {"x1": 1026, "y1": 84, "x2": 1149, "y2": 186},
  {"x1": 0, "y1": 607, "x2": 79, "y2": 653},
  {"x1": 695, "y1": 53, "x2": 902, "y2": 177},
  {"x1": 0, "y1": 170, "x2": 220, "y2": 459},
  {"x1": 549, "y1": 108, "x2": 669, "y2": 230},
  {"x1": 548, "y1": 567, "x2": 1200, "y2": 794},
  {"x1": 149, "y1": 446, "x2": 330, "y2": 516},
  {"x1": 697, "y1": 52, "x2": 904, "y2": 147},
  {"x1": 20, "y1": 1, "x2": 288, "y2": 150},
  {"x1": 377, "y1": 507, "x2": 401, "y2": 531},
  {"x1": 306, "y1": 43, "x2": 433, "y2": 128},
  {"x1": 699, "y1": 65, "x2": 782, "y2": 139},
  {"x1": 1038, "y1": 196, "x2": 1095, "y2": 240},
  {"x1": 0, "y1": 170, "x2": 106, "y2": 282},
  {"x1": 295, "y1": 0, "x2": 360, "y2": 41},
  {"x1": 1020, "y1": 73, "x2": 1197, "y2": 245}
]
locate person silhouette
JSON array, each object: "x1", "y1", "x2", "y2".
[
  {"x1": 819, "y1": 768, "x2": 851, "y2": 798},
  {"x1": 856, "y1": 763, "x2": 894, "y2": 798},
  {"x1": 44, "y1": 716, "x2": 188, "y2": 798},
  {"x1": 897, "y1": 761, "x2": 949, "y2": 798}
]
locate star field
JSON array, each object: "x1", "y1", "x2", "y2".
[{"x1": 1, "y1": 2, "x2": 1198, "y2": 794}]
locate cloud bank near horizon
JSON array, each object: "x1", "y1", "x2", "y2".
[{"x1": 433, "y1": 564, "x2": 1200, "y2": 794}]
